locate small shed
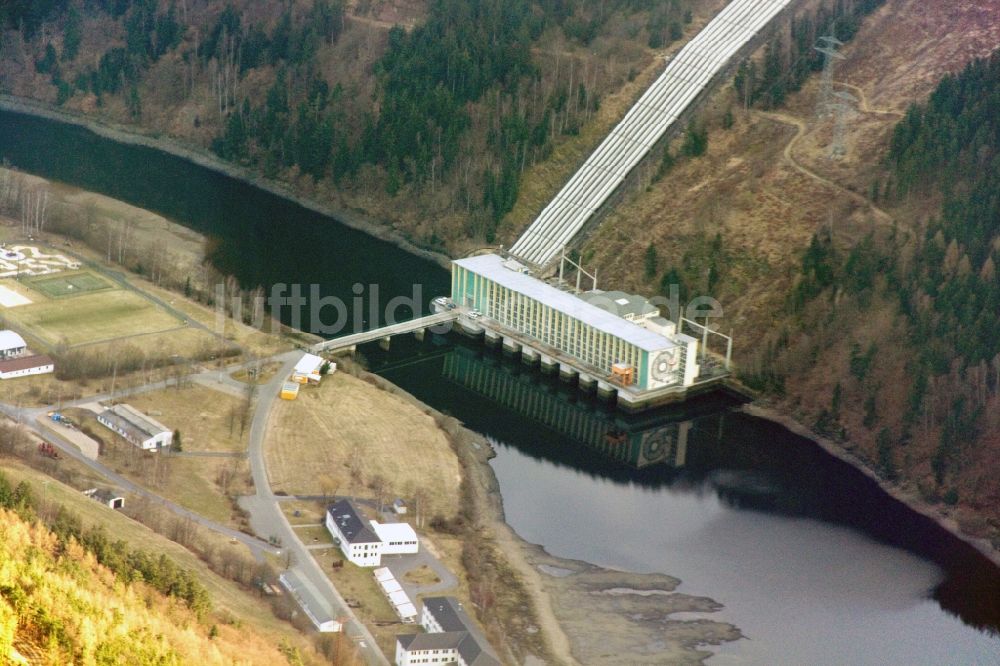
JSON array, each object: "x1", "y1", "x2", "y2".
[
  {"x1": 280, "y1": 381, "x2": 300, "y2": 400},
  {"x1": 84, "y1": 488, "x2": 124, "y2": 509}
]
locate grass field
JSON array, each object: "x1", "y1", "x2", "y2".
[
  {"x1": 22, "y1": 270, "x2": 112, "y2": 298},
  {"x1": 68, "y1": 387, "x2": 252, "y2": 529},
  {"x1": 5, "y1": 288, "x2": 183, "y2": 346},
  {"x1": 265, "y1": 372, "x2": 462, "y2": 520},
  {"x1": 324, "y1": 546, "x2": 400, "y2": 657},
  {"x1": 125, "y1": 385, "x2": 248, "y2": 454},
  {"x1": 293, "y1": 524, "x2": 335, "y2": 545}
]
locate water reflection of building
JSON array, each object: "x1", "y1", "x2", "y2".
[{"x1": 442, "y1": 348, "x2": 690, "y2": 469}]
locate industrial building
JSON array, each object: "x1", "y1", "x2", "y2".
[
  {"x1": 395, "y1": 596, "x2": 500, "y2": 666},
  {"x1": 450, "y1": 254, "x2": 700, "y2": 405},
  {"x1": 97, "y1": 403, "x2": 173, "y2": 450}
]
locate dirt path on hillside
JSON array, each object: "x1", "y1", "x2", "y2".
[
  {"x1": 753, "y1": 110, "x2": 895, "y2": 232},
  {"x1": 833, "y1": 81, "x2": 905, "y2": 118}
]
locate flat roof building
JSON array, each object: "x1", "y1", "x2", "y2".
[
  {"x1": 97, "y1": 403, "x2": 172, "y2": 450},
  {"x1": 370, "y1": 521, "x2": 419, "y2": 555},
  {"x1": 83, "y1": 488, "x2": 124, "y2": 509},
  {"x1": 451, "y1": 254, "x2": 699, "y2": 391},
  {"x1": 292, "y1": 353, "x2": 331, "y2": 383}
]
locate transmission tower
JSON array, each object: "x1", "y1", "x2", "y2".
[
  {"x1": 830, "y1": 90, "x2": 857, "y2": 158},
  {"x1": 814, "y1": 36, "x2": 845, "y2": 120}
]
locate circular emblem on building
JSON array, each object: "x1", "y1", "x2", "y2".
[
  {"x1": 651, "y1": 348, "x2": 681, "y2": 382},
  {"x1": 641, "y1": 426, "x2": 672, "y2": 463}
]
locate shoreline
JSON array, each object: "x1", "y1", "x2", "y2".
[
  {"x1": 741, "y1": 402, "x2": 1000, "y2": 570},
  {"x1": 371, "y1": 370, "x2": 743, "y2": 665},
  {"x1": 0, "y1": 94, "x2": 454, "y2": 272},
  {"x1": 5, "y1": 91, "x2": 999, "y2": 658}
]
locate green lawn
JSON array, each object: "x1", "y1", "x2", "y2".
[{"x1": 6, "y1": 289, "x2": 182, "y2": 346}]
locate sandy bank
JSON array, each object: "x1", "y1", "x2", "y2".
[
  {"x1": 366, "y1": 364, "x2": 742, "y2": 664},
  {"x1": 0, "y1": 94, "x2": 453, "y2": 271}
]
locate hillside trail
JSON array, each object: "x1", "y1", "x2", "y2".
[
  {"x1": 753, "y1": 109, "x2": 898, "y2": 240},
  {"x1": 345, "y1": 12, "x2": 415, "y2": 32},
  {"x1": 833, "y1": 81, "x2": 905, "y2": 117}
]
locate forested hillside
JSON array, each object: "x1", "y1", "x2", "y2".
[
  {"x1": 0, "y1": 470, "x2": 303, "y2": 665},
  {"x1": 0, "y1": 0, "x2": 704, "y2": 252},
  {"x1": 749, "y1": 49, "x2": 1000, "y2": 545}
]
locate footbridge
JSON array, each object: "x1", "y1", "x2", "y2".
[{"x1": 312, "y1": 311, "x2": 458, "y2": 353}]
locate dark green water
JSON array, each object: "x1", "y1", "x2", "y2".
[
  {"x1": 0, "y1": 109, "x2": 448, "y2": 327},
  {"x1": 2, "y1": 108, "x2": 999, "y2": 664}
]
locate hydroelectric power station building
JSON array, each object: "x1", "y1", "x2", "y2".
[{"x1": 449, "y1": 254, "x2": 713, "y2": 410}]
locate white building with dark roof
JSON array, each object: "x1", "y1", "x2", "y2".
[
  {"x1": 396, "y1": 596, "x2": 500, "y2": 666},
  {"x1": 0, "y1": 330, "x2": 27, "y2": 359},
  {"x1": 395, "y1": 632, "x2": 466, "y2": 666},
  {"x1": 97, "y1": 403, "x2": 173, "y2": 450},
  {"x1": 325, "y1": 499, "x2": 383, "y2": 567}
]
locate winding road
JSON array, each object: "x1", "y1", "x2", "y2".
[
  {"x1": 5, "y1": 348, "x2": 389, "y2": 663},
  {"x1": 240, "y1": 352, "x2": 389, "y2": 665}
]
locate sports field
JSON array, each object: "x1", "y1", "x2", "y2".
[
  {"x1": 5, "y1": 289, "x2": 183, "y2": 346},
  {"x1": 22, "y1": 270, "x2": 113, "y2": 298}
]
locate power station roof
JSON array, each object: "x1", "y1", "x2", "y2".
[
  {"x1": 580, "y1": 290, "x2": 658, "y2": 319},
  {"x1": 453, "y1": 254, "x2": 676, "y2": 353}
]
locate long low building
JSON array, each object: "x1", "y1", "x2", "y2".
[
  {"x1": 0, "y1": 354, "x2": 53, "y2": 379},
  {"x1": 451, "y1": 254, "x2": 699, "y2": 393},
  {"x1": 97, "y1": 403, "x2": 173, "y2": 450},
  {"x1": 279, "y1": 570, "x2": 342, "y2": 633}
]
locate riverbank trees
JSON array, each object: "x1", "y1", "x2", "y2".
[
  {"x1": 743, "y1": 48, "x2": 1000, "y2": 544},
  {"x1": 0, "y1": 0, "x2": 696, "y2": 251}
]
